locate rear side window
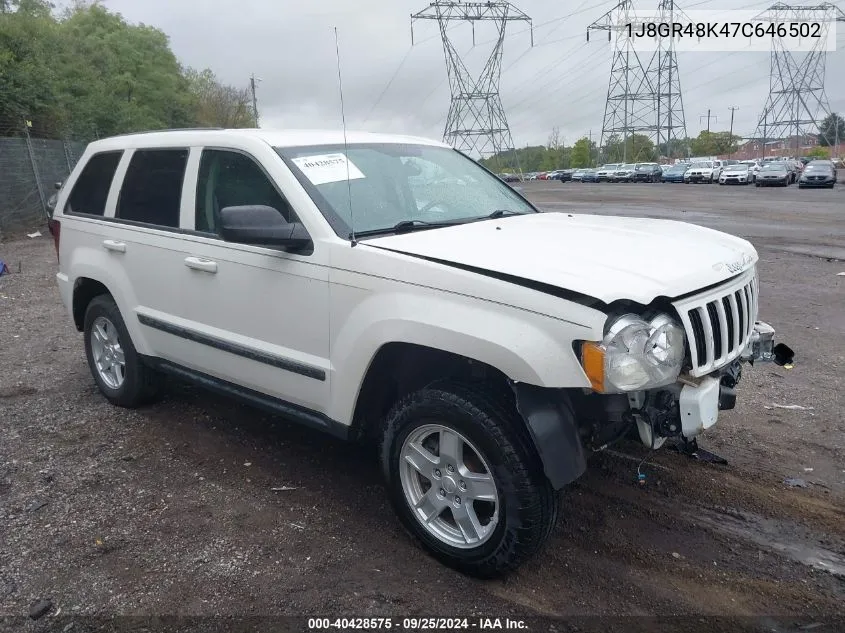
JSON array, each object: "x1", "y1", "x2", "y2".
[
  {"x1": 65, "y1": 151, "x2": 122, "y2": 216},
  {"x1": 116, "y1": 149, "x2": 189, "y2": 228}
]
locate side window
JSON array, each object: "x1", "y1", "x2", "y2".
[
  {"x1": 195, "y1": 149, "x2": 296, "y2": 234},
  {"x1": 65, "y1": 151, "x2": 122, "y2": 216},
  {"x1": 116, "y1": 149, "x2": 189, "y2": 228}
]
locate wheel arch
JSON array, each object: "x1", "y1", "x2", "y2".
[
  {"x1": 72, "y1": 277, "x2": 113, "y2": 331},
  {"x1": 349, "y1": 342, "x2": 587, "y2": 490}
]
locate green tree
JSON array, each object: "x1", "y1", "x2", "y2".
[
  {"x1": 570, "y1": 137, "x2": 594, "y2": 167},
  {"x1": 818, "y1": 112, "x2": 844, "y2": 147},
  {"x1": 806, "y1": 146, "x2": 829, "y2": 158},
  {"x1": 52, "y1": 4, "x2": 196, "y2": 138},
  {"x1": 602, "y1": 134, "x2": 655, "y2": 163},
  {"x1": 0, "y1": 0, "x2": 60, "y2": 133},
  {"x1": 184, "y1": 67, "x2": 256, "y2": 128},
  {"x1": 689, "y1": 130, "x2": 740, "y2": 156}
]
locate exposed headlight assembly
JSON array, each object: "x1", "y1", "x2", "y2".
[{"x1": 580, "y1": 314, "x2": 686, "y2": 393}]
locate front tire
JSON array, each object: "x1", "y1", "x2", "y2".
[
  {"x1": 83, "y1": 295, "x2": 162, "y2": 408},
  {"x1": 380, "y1": 381, "x2": 558, "y2": 578}
]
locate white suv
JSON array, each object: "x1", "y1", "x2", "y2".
[{"x1": 48, "y1": 129, "x2": 792, "y2": 578}]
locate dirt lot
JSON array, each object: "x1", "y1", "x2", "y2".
[{"x1": 1, "y1": 181, "x2": 844, "y2": 631}]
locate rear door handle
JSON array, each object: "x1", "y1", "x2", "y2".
[
  {"x1": 184, "y1": 256, "x2": 217, "y2": 273},
  {"x1": 102, "y1": 240, "x2": 126, "y2": 253}
]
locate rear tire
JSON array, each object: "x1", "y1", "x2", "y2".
[
  {"x1": 380, "y1": 381, "x2": 558, "y2": 578},
  {"x1": 83, "y1": 295, "x2": 162, "y2": 408}
]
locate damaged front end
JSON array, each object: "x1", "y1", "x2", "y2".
[{"x1": 509, "y1": 268, "x2": 794, "y2": 491}]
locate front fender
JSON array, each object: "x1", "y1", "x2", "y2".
[{"x1": 328, "y1": 286, "x2": 602, "y2": 425}]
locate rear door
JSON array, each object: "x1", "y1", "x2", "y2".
[{"x1": 99, "y1": 147, "x2": 196, "y2": 361}]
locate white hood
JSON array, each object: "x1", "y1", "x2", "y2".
[{"x1": 364, "y1": 212, "x2": 758, "y2": 305}]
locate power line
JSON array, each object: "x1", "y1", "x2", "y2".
[{"x1": 411, "y1": 1, "x2": 532, "y2": 168}]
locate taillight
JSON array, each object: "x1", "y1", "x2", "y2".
[{"x1": 48, "y1": 219, "x2": 60, "y2": 262}]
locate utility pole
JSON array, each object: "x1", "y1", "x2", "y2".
[
  {"x1": 249, "y1": 74, "x2": 261, "y2": 127},
  {"x1": 589, "y1": 129, "x2": 593, "y2": 166},
  {"x1": 411, "y1": 1, "x2": 532, "y2": 169},
  {"x1": 588, "y1": 0, "x2": 658, "y2": 164},
  {"x1": 752, "y1": 4, "x2": 845, "y2": 159},
  {"x1": 700, "y1": 109, "x2": 717, "y2": 133},
  {"x1": 728, "y1": 106, "x2": 739, "y2": 158}
]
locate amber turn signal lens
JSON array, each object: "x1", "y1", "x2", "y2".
[{"x1": 581, "y1": 342, "x2": 605, "y2": 392}]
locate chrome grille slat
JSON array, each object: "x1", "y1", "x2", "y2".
[
  {"x1": 728, "y1": 292, "x2": 740, "y2": 351},
  {"x1": 697, "y1": 306, "x2": 714, "y2": 367},
  {"x1": 714, "y1": 299, "x2": 729, "y2": 364},
  {"x1": 672, "y1": 267, "x2": 758, "y2": 377}
]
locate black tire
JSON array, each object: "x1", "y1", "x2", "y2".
[
  {"x1": 83, "y1": 294, "x2": 162, "y2": 408},
  {"x1": 380, "y1": 380, "x2": 558, "y2": 578}
]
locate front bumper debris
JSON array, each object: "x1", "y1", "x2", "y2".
[{"x1": 742, "y1": 320, "x2": 794, "y2": 366}]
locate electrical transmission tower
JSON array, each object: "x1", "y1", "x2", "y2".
[
  {"x1": 411, "y1": 2, "x2": 532, "y2": 167},
  {"x1": 753, "y1": 3, "x2": 845, "y2": 156},
  {"x1": 588, "y1": 0, "x2": 657, "y2": 163},
  {"x1": 647, "y1": 0, "x2": 688, "y2": 159}
]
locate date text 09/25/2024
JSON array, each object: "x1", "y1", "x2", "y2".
[{"x1": 307, "y1": 617, "x2": 527, "y2": 630}]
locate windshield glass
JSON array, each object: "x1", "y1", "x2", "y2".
[
  {"x1": 621, "y1": 164, "x2": 636, "y2": 170},
  {"x1": 275, "y1": 143, "x2": 537, "y2": 238},
  {"x1": 762, "y1": 163, "x2": 786, "y2": 171},
  {"x1": 691, "y1": 161, "x2": 713, "y2": 168},
  {"x1": 725, "y1": 164, "x2": 748, "y2": 171}
]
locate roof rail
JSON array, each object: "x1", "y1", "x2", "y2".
[{"x1": 105, "y1": 127, "x2": 228, "y2": 138}]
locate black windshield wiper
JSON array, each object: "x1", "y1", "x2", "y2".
[
  {"x1": 351, "y1": 219, "x2": 464, "y2": 239},
  {"x1": 485, "y1": 209, "x2": 528, "y2": 219}
]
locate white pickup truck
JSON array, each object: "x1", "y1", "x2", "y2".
[{"x1": 48, "y1": 128, "x2": 792, "y2": 578}]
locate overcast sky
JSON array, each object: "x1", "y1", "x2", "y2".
[{"x1": 95, "y1": 0, "x2": 845, "y2": 149}]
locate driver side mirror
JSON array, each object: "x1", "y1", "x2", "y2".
[{"x1": 219, "y1": 205, "x2": 312, "y2": 252}]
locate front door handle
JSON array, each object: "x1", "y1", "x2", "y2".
[
  {"x1": 102, "y1": 240, "x2": 126, "y2": 253},
  {"x1": 184, "y1": 256, "x2": 217, "y2": 274}
]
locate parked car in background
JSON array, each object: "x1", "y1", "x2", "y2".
[
  {"x1": 571, "y1": 168, "x2": 588, "y2": 182},
  {"x1": 718, "y1": 163, "x2": 752, "y2": 185},
  {"x1": 685, "y1": 161, "x2": 716, "y2": 183},
  {"x1": 580, "y1": 168, "x2": 599, "y2": 182},
  {"x1": 798, "y1": 160, "x2": 836, "y2": 189},
  {"x1": 610, "y1": 163, "x2": 637, "y2": 182},
  {"x1": 661, "y1": 163, "x2": 688, "y2": 183},
  {"x1": 756, "y1": 162, "x2": 791, "y2": 187},
  {"x1": 549, "y1": 169, "x2": 573, "y2": 182},
  {"x1": 783, "y1": 160, "x2": 802, "y2": 183},
  {"x1": 499, "y1": 172, "x2": 521, "y2": 183},
  {"x1": 633, "y1": 163, "x2": 662, "y2": 182},
  {"x1": 740, "y1": 160, "x2": 761, "y2": 182},
  {"x1": 595, "y1": 163, "x2": 622, "y2": 182}
]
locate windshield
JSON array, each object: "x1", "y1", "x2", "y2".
[
  {"x1": 762, "y1": 163, "x2": 786, "y2": 171},
  {"x1": 691, "y1": 162, "x2": 713, "y2": 168},
  {"x1": 621, "y1": 164, "x2": 636, "y2": 170},
  {"x1": 725, "y1": 164, "x2": 748, "y2": 171},
  {"x1": 275, "y1": 143, "x2": 537, "y2": 238}
]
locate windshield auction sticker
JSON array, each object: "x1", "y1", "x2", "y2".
[{"x1": 292, "y1": 153, "x2": 366, "y2": 186}]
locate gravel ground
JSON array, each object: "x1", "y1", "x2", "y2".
[{"x1": 1, "y1": 182, "x2": 844, "y2": 631}]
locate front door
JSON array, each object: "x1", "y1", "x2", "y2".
[{"x1": 156, "y1": 148, "x2": 331, "y2": 417}]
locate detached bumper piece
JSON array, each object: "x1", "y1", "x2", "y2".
[{"x1": 742, "y1": 321, "x2": 794, "y2": 366}]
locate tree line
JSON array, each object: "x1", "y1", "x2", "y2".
[
  {"x1": 0, "y1": 0, "x2": 256, "y2": 140},
  {"x1": 481, "y1": 114, "x2": 844, "y2": 173}
]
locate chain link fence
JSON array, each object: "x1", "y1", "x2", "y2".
[{"x1": 0, "y1": 120, "x2": 90, "y2": 241}]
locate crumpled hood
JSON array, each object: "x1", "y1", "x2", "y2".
[{"x1": 364, "y1": 212, "x2": 758, "y2": 306}]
